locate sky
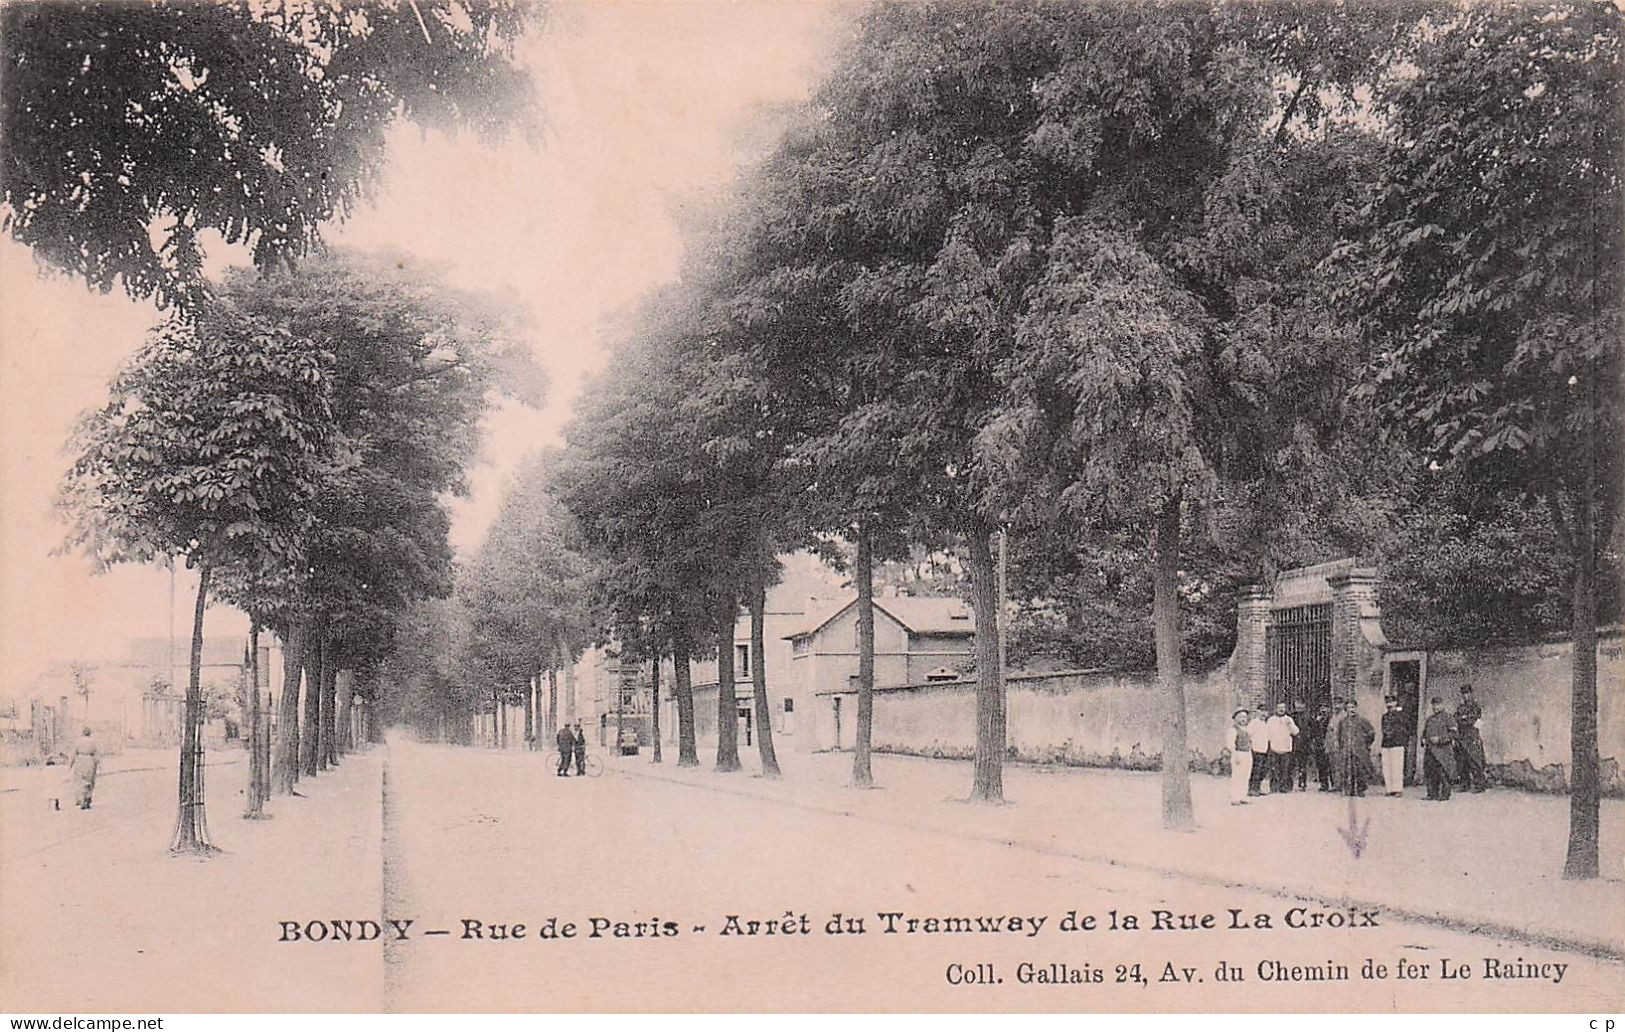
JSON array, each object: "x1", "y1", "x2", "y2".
[{"x1": 0, "y1": 0, "x2": 848, "y2": 691}]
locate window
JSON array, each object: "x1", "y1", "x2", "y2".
[
  {"x1": 782, "y1": 698, "x2": 794, "y2": 713},
  {"x1": 735, "y1": 643, "x2": 750, "y2": 677}
]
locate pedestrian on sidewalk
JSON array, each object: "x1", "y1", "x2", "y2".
[
  {"x1": 1333, "y1": 699, "x2": 1375, "y2": 797},
  {"x1": 555, "y1": 723, "x2": 574, "y2": 777},
  {"x1": 1454, "y1": 685, "x2": 1488, "y2": 792},
  {"x1": 1299, "y1": 703, "x2": 1332, "y2": 791},
  {"x1": 1266, "y1": 703, "x2": 1298, "y2": 793},
  {"x1": 572, "y1": 721, "x2": 587, "y2": 776},
  {"x1": 1380, "y1": 696, "x2": 1410, "y2": 797},
  {"x1": 69, "y1": 727, "x2": 100, "y2": 810},
  {"x1": 1224, "y1": 709, "x2": 1255, "y2": 805},
  {"x1": 1422, "y1": 697, "x2": 1458, "y2": 801},
  {"x1": 1247, "y1": 706, "x2": 1271, "y2": 795}
]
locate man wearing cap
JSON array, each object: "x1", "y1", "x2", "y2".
[
  {"x1": 1380, "y1": 696, "x2": 1410, "y2": 797},
  {"x1": 1332, "y1": 699, "x2": 1375, "y2": 797},
  {"x1": 1265, "y1": 702, "x2": 1299, "y2": 793},
  {"x1": 1422, "y1": 696, "x2": 1458, "y2": 801},
  {"x1": 1224, "y1": 709, "x2": 1255, "y2": 805},
  {"x1": 1455, "y1": 685, "x2": 1488, "y2": 792}
]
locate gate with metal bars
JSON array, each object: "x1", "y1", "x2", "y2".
[{"x1": 1266, "y1": 603, "x2": 1332, "y2": 712}]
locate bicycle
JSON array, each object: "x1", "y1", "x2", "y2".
[{"x1": 551, "y1": 751, "x2": 603, "y2": 777}]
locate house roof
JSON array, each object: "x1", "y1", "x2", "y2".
[{"x1": 784, "y1": 594, "x2": 974, "y2": 640}]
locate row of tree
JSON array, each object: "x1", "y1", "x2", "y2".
[
  {"x1": 8, "y1": 1, "x2": 550, "y2": 852},
  {"x1": 59, "y1": 252, "x2": 542, "y2": 850},
  {"x1": 441, "y1": 1, "x2": 1620, "y2": 881}
]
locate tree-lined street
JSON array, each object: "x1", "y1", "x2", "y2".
[{"x1": 3, "y1": 739, "x2": 1621, "y2": 1012}]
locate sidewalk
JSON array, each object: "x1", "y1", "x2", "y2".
[
  {"x1": 0, "y1": 745, "x2": 242, "y2": 795},
  {"x1": 1, "y1": 746, "x2": 385, "y2": 1011},
  {"x1": 606, "y1": 744, "x2": 1625, "y2": 958}
]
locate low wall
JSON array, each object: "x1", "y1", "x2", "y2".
[
  {"x1": 817, "y1": 633, "x2": 1623, "y2": 796},
  {"x1": 1422, "y1": 629, "x2": 1623, "y2": 795},
  {"x1": 819, "y1": 666, "x2": 1235, "y2": 774}
]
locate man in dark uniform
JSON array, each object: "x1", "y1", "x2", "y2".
[
  {"x1": 1380, "y1": 695, "x2": 1410, "y2": 796},
  {"x1": 1422, "y1": 696, "x2": 1458, "y2": 801},
  {"x1": 1333, "y1": 699, "x2": 1375, "y2": 797},
  {"x1": 555, "y1": 723, "x2": 574, "y2": 777},
  {"x1": 572, "y1": 721, "x2": 587, "y2": 776},
  {"x1": 1297, "y1": 703, "x2": 1331, "y2": 791},
  {"x1": 1454, "y1": 684, "x2": 1488, "y2": 792}
]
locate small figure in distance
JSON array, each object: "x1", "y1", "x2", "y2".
[
  {"x1": 70, "y1": 726, "x2": 100, "y2": 810},
  {"x1": 555, "y1": 721, "x2": 574, "y2": 777}
]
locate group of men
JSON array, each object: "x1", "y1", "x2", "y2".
[
  {"x1": 553, "y1": 720, "x2": 588, "y2": 777},
  {"x1": 1223, "y1": 684, "x2": 1488, "y2": 805}
]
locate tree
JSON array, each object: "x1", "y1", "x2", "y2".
[
  {"x1": 1340, "y1": 0, "x2": 1623, "y2": 878},
  {"x1": 60, "y1": 302, "x2": 331, "y2": 852},
  {"x1": 2, "y1": 0, "x2": 540, "y2": 310},
  {"x1": 216, "y1": 250, "x2": 541, "y2": 784},
  {"x1": 555, "y1": 289, "x2": 748, "y2": 770}
]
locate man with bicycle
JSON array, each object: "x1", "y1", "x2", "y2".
[
  {"x1": 555, "y1": 722, "x2": 575, "y2": 777},
  {"x1": 572, "y1": 721, "x2": 588, "y2": 776}
]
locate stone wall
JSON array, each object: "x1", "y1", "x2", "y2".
[
  {"x1": 816, "y1": 666, "x2": 1236, "y2": 773},
  {"x1": 813, "y1": 631, "x2": 1622, "y2": 796},
  {"x1": 1418, "y1": 629, "x2": 1624, "y2": 795}
]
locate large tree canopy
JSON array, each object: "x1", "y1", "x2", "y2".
[{"x1": 2, "y1": 0, "x2": 540, "y2": 309}]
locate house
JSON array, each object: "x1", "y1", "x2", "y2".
[
  {"x1": 678, "y1": 553, "x2": 844, "y2": 753},
  {"x1": 786, "y1": 591, "x2": 976, "y2": 751}
]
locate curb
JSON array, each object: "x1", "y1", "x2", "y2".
[{"x1": 608, "y1": 758, "x2": 1625, "y2": 964}]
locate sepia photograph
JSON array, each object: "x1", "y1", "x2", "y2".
[{"x1": 0, "y1": 0, "x2": 1621, "y2": 1017}]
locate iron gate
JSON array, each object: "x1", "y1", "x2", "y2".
[{"x1": 1266, "y1": 603, "x2": 1331, "y2": 712}]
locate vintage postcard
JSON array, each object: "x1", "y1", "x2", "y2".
[{"x1": 1, "y1": 0, "x2": 1621, "y2": 1016}]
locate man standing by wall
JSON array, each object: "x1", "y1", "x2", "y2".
[
  {"x1": 1422, "y1": 696, "x2": 1458, "y2": 802},
  {"x1": 1225, "y1": 709, "x2": 1255, "y2": 806},
  {"x1": 1266, "y1": 702, "x2": 1299, "y2": 793},
  {"x1": 1334, "y1": 699, "x2": 1375, "y2": 797},
  {"x1": 1454, "y1": 684, "x2": 1488, "y2": 793},
  {"x1": 1248, "y1": 705, "x2": 1272, "y2": 795},
  {"x1": 1380, "y1": 696, "x2": 1409, "y2": 797}
]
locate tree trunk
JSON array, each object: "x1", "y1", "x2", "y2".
[
  {"x1": 750, "y1": 568, "x2": 781, "y2": 778},
  {"x1": 244, "y1": 623, "x2": 266, "y2": 819},
  {"x1": 967, "y1": 526, "x2": 1005, "y2": 803},
  {"x1": 1152, "y1": 493, "x2": 1195, "y2": 831},
  {"x1": 562, "y1": 644, "x2": 577, "y2": 720},
  {"x1": 715, "y1": 596, "x2": 741, "y2": 772},
  {"x1": 319, "y1": 645, "x2": 339, "y2": 769},
  {"x1": 852, "y1": 521, "x2": 876, "y2": 788},
  {"x1": 1563, "y1": 441, "x2": 1601, "y2": 878},
  {"x1": 547, "y1": 667, "x2": 559, "y2": 738},
  {"x1": 335, "y1": 671, "x2": 353, "y2": 757},
  {"x1": 523, "y1": 678, "x2": 535, "y2": 749},
  {"x1": 300, "y1": 625, "x2": 322, "y2": 777},
  {"x1": 650, "y1": 655, "x2": 663, "y2": 764},
  {"x1": 170, "y1": 564, "x2": 214, "y2": 853},
  {"x1": 672, "y1": 630, "x2": 698, "y2": 767},
  {"x1": 272, "y1": 620, "x2": 306, "y2": 795}
]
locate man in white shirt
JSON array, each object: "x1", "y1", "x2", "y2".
[
  {"x1": 1248, "y1": 706, "x2": 1272, "y2": 795},
  {"x1": 1225, "y1": 709, "x2": 1255, "y2": 805},
  {"x1": 1266, "y1": 702, "x2": 1300, "y2": 793}
]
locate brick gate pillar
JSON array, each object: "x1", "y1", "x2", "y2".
[
  {"x1": 1328, "y1": 567, "x2": 1387, "y2": 709},
  {"x1": 1233, "y1": 584, "x2": 1273, "y2": 708}
]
